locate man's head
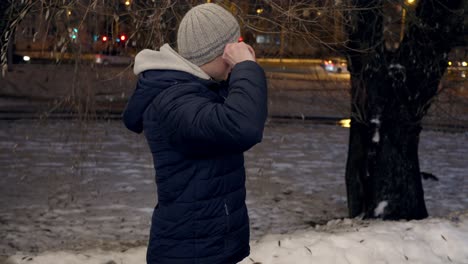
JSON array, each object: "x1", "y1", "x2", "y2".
[{"x1": 177, "y1": 3, "x2": 240, "y2": 78}]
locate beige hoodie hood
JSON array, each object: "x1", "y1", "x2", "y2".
[{"x1": 133, "y1": 44, "x2": 211, "y2": 80}]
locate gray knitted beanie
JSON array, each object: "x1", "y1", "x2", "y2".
[{"x1": 177, "y1": 3, "x2": 240, "y2": 66}]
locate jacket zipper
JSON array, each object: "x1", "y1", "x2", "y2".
[{"x1": 224, "y1": 200, "x2": 230, "y2": 233}]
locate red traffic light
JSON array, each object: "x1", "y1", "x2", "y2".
[
  {"x1": 102, "y1": 36, "x2": 108, "y2": 42},
  {"x1": 120, "y1": 35, "x2": 127, "y2": 41}
]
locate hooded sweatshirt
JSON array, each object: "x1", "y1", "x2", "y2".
[{"x1": 123, "y1": 44, "x2": 267, "y2": 264}]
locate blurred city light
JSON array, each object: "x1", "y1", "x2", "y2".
[
  {"x1": 406, "y1": 0, "x2": 415, "y2": 4},
  {"x1": 448, "y1": 61, "x2": 452, "y2": 66},
  {"x1": 23, "y1": 56, "x2": 30, "y2": 62},
  {"x1": 69, "y1": 28, "x2": 78, "y2": 40},
  {"x1": 102, "y1": 36, "x2": 108, "y2": 42},
  {"x1": 125, "y1": 0, "x2": 130, "y2": 6},
  {"x1": 120, "y1": 35, "x2": 127, "y2": 41},
  {"x1": 256, "y1": 8, "x2": 263, "y2": 15},
  {"x1": 462, "y1": 61, "x2": 467, "y2": 67},
  {"x1": 339, "y1": 119, "x2": 351, "y2": 128}
]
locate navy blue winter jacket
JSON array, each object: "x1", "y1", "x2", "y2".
[{"x1": 123, "y1": 60, "x2": 267, "y2": 264}]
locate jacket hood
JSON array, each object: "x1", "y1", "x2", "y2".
[
  {"x1": 133, "y1": 44, "x2": 210, "y2": 79},
  {"x1": 123, "y1": 44, "x2": 214, "y2": 133}
]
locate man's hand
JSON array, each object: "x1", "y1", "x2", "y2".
[{"x1": 222, "y1": 42, "x2": 256, "y2": 67}]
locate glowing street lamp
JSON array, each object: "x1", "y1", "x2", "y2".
[
  {"x1": 125, "y1": 0, "x2": 130, "y2": 6},
  {"x1": 400, "y1": 0, "x2": 416, "y2": 41},
  {"x1": 256, "y1": 8, "x2": 263, "y2": 15}
]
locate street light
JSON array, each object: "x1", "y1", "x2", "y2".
[
  {"x1": 125, "y1": 0, "x2": 130, "y2": 6},
  {"x1": 400, "y1": 0, "x2": 416, "y2": 41},
  {"x1": 256, "y1": 8, "x2": 263, "y2": 15}
]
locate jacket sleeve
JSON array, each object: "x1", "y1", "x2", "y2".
[{"x1": 155, "y1": 61, "x2": 268, "y2": 156}]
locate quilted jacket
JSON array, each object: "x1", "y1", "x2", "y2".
[{"x1": 123, "y1": 44, "x2": 267, "y2": 264}]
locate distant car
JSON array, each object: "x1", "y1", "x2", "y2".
[
  {"x1": 12, "y1": 53, "x2": 32, "y2": 64},
  {"x1": 322, "y1": 58, "x2": 348, "y2": 73},
  {"x1": 447, "y1": 60, "x2": 467, "y2": 71},
  {"x1": 94, "y1": 54, "x2": 133, "y2": 66},
  {"x1": 447, "y1": 59, "x2": 468, "y2": 79}
]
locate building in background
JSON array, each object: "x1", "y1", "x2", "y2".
[
  {"x1": 14, "y1": 0, "x2": 137, "y2": 61},
  {"x1": 227, "y1": 0, "x2": 346, "y2": 58},
  {"x1": 13, "y1": 0, "x2": 347, "y2": 60}
]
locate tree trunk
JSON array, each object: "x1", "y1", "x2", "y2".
[{"x1": 344, "y1": 0, "x2": 463, "y2": 220}]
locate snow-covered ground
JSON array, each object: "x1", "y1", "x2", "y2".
[
  {"x1": 5, "y1": 212, "x2": 468, "y2": 264},
  {"x1": 0, "y1": 120, "x2": 467, "y2": 261}
]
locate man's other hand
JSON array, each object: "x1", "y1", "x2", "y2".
[{"x1": 222, "y1": 42, "x2": 256, "y2": 67}]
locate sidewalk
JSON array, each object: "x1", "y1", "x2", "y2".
[{"x1": 0, "y1": 64, "x2": 467, "y2": 130}]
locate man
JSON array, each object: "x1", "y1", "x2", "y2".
[{"x1": 123, "y1": 3, "x2": 267, "y2": 264}]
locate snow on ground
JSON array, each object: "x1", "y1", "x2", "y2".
[
  {"x1": 241, "y1": 212, "x2": 468, "y2": 264},
  {"x1": 5, "y1": 212, "x2": 468, "y2": 264},
  {"x1": 1, "y1": 120, "x2": 467, "y2": 260}
]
